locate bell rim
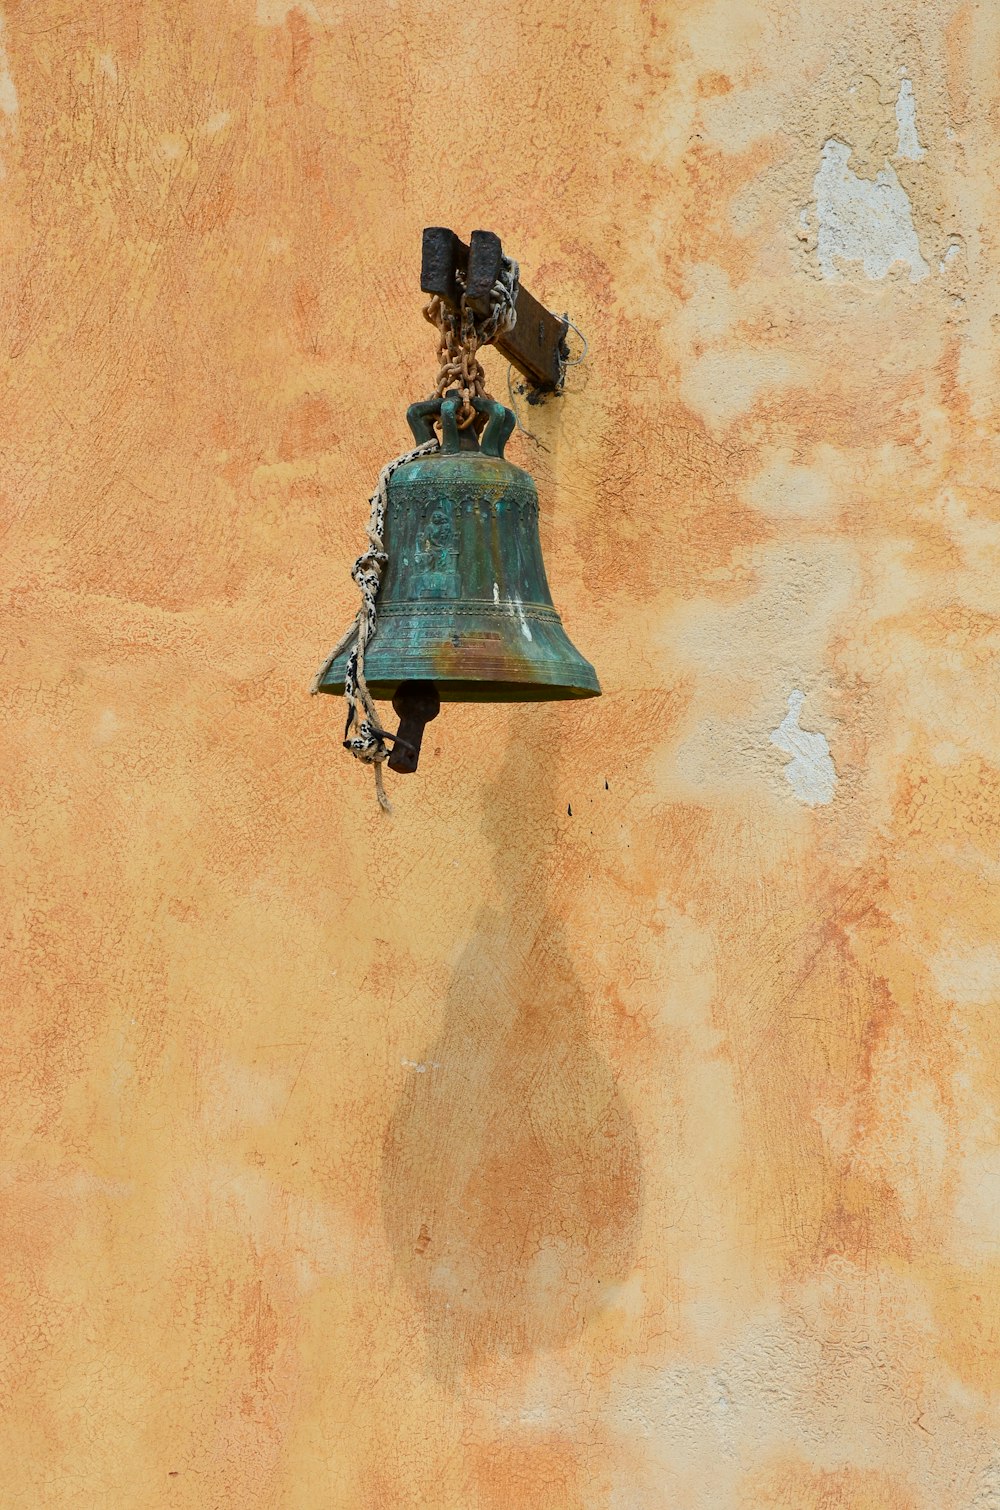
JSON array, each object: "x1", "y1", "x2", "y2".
[
  {"x1": 314, "y1": 609, "x2": 601, "y2": 701},
  {"x1": 314, "y1": 676, "x2": 601, "y2": 703}
]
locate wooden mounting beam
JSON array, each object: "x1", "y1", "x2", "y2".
[{"x1": 420, "y1": 226, "x2": 569, "y2": 393}]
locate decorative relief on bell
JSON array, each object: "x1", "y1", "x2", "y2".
[{"x1": 414, "y1": 501, "x2": 459, "y2": 600}]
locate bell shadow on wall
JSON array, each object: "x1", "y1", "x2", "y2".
[{"x1": 381, "y1": 717, "x2": 641, "y2": 1386}]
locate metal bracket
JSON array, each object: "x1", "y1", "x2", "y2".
[{"x1": 420, "y1": 227, "x2": 570, "y2": 394}]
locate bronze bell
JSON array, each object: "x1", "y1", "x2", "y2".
[{"x1": 315, "y1": 392, "x2": 600, "y2": 766}]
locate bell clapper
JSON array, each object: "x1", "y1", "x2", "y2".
[{"x1": 387, "y1": 681, "x2": 441, "y2": 775}]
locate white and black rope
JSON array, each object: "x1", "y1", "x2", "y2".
[{"x1": 309, "y1": 438, "x2": 440, "y2": 812}]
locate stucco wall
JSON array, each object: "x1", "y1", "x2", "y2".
[{"x1": 5, "y1": 2, "x2": 1000, "y2": 1506}]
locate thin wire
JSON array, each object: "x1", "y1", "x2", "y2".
[
  {"x1": 561, "y1": 317, "x2": 589, "y2": 367},
  {"x1": 553, "y1": 315, "x2": 588, "y2": 392}
]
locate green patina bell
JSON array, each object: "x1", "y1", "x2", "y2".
[{"x1": 316, "y1": 392, "x2": 600, "y2": 719}]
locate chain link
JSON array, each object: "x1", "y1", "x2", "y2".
[{"x1": 423, "y1": 254, "x2": 519, "y2": 428}]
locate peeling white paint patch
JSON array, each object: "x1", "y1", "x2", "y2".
[
  {"x1": 493, "y1": 581, "x2": 501, "y2": 605},
  {"x1": 969, "y1": 1459, "x2": 1000, "y2": 1510},
  {"x1": 813, "y1": 138, "x2": 929, "y2": 283},
  {"x1": 607, "y1": 1270, "x2": 997, "y2": 1506},
  {"x1": 895, "y1": 74, "x2": 925, "y2": 161},
  {"x1": 770, "y1": 690, "x2": 836, "y2": 805}
]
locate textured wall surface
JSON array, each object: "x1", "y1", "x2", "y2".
[{"x1": 4, "y1": 1, "x2": 1000, "y2": 1505}]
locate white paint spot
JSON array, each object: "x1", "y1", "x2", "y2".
[
  {"x1": 95, "y1": 708, "x2": 120, "y2": 743},
  {"x1": 401, "y1": 1059, "x2": 441, "y2": 1074},
  {"x1": 203, "y1": 110, "x2": 231, "y2": 137},
  {"x1": 939, "y1": 240, "x2": 962, "y2": 274},
  {"x1": 895, "y1": 74, "x2": 925, "y2": 161},
  {"x1": 0, "y1": 13, "x2": 17, "y2": 139},
  {"x1": 607, "y1": 1264, "x2": 997, "y2": 1505},
  {"x1": 813, "y1": 138, "x2": 929, "y2": 283},
  {"x1": 496, "y1": 580, "x2": 533, "y2": 639},
  {"x1": 667, "y1": 543, "x2": 858, "y2": 799},
  {"x1": 510, "y1": 595, "x2": 533, "y2": 641},
  {"x1": 770, "y1": 690, "x2": 836, "y2": 806},
  {"x1": 157, "y1": 134, "x2": 187, "y2": 162}
]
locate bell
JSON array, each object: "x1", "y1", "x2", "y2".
[{"x1": 315, "y1": 392, "x2": 600, "y2": 754}]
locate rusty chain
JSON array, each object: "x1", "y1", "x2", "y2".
[{"x1": 423, "y1": 254, "x2": 519, "y2": 428}]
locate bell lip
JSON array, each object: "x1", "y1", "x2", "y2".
[
  {"x1": 314, "y1": 627, "x2": 602, "y2": 702},
  {"x1": 314, "y1": 676, "x2": 601, "y2": 703}
]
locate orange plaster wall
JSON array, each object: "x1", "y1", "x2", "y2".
[{"x1": 3, "y1": 1, "x2": 1000, "y2": 1505}]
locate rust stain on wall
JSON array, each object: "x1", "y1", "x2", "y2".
[{"x1": 3, "y1": 0, "x2": 1000, "y2": 1504}]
